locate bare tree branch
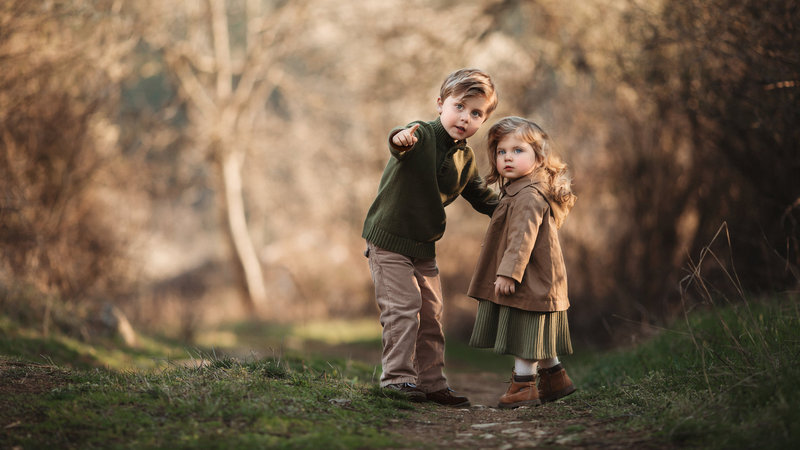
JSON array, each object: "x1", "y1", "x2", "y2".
[{"x1": 208, "y1": 0, "x2": 232, "y2": 100}]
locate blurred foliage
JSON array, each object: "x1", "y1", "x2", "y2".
[
  {"x1": 0, "y1": 1, "x2": 140, "y2": 304},
  {"x1": 0, "y1": 0, "x2": 797, "y2": 346}
]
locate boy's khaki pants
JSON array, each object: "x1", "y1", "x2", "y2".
[{"x1": 367, "y1": 242, "x2": 448, "y2": 393}]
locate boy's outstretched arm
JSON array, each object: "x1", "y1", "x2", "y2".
[
  {"x1": 391, "y1": 123, "x2": 420, "y2": 149},
  {"x1": 461, "y1": 175, "x2": 499, "y2": 216}
]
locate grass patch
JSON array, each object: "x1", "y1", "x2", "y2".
[
  {"x1": 0, "y1": 353, "x2": 414, "y2": 449},
  {"x1": 0, "y1": 297, "x2": 414, "y2": 449},
  {"x1": 0, "y1": 314, "x2": 196, "y2": 370},
  {"x1": 569, "y1": 296, "x2": 800, "y2": 449}
]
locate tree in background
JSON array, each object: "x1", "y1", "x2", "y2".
[{"x1": 131, "y1": 0, "x2": 313, "y2": 316}]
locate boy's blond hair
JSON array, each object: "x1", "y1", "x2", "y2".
[
  {"x1": 486, "y1": 116, "x2": 575, "y2": 205},
  {"x1": 439, "y1": 68, "x2": 498, "y2": 117}
]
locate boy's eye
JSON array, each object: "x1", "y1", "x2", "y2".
[
  {"x1": 455, "y1": 104, "x2": 464, "y2": 110},
  {"x1": 471, "y1": 111, "x2": 482, "y2": 118}
]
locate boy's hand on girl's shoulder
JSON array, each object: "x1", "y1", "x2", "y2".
[
  {"x1": 494, "y1": 275, "x2": 516, "y2": 297},
  {"x1": 392, "y1": 123, "x2": 420, "y2": 149}
]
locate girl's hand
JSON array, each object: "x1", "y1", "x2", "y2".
[
  {"x1": 494, "y1": 275, "x2": 516, "y2": 297},
  {"x1": 392, "y1": 123, "x2": 420, "y2": 148}
]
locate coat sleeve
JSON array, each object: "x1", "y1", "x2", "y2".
[{"x1": 496, "y1": 194, "x2": 545, "y2": 282}]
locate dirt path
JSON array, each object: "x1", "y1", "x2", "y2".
[
  {"x1": 391, "y1": 371, "x2": 670, "y2": 449},
  {"x1": 288, "y1": 341, "x2": 670, "y2": 447}
]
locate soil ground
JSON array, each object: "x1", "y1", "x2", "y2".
[{"x1": 391, "y1": 370, "x2": 671, "y2": 449}]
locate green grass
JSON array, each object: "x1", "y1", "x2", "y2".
[
  {"x1": 568, "y1": 296, "x2": 800, "y2": 449},
  {"x1": 0, "y1": 314, "x2": 196, "y2": 370},
  {"x1": 0, "y1": 306, "x2": 416, "y2": 449},
  {"x1": 0, "y1": 351, "x2": 414, "y2": 449}
]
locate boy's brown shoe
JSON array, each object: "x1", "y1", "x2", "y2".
[
  {"x1": 498, "y1": 372, "x2": 541, "y2": 409},
  {"x1": 384, "y1": 382, "x2": 426, "y2": 402},
  {"x1": 425, "y1": 387, "x2": 470, "y2": 407},
  {"x1": 537, "y1": 364, "x2": 576, "y2": 403}
]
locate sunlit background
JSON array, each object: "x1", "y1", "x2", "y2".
[{"x1": 1, "y1": 0, "x2": 797, "y2": 354}]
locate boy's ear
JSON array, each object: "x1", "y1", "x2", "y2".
[{"x1": 436, "y1": 97, "x2": 443, "y2": 115}]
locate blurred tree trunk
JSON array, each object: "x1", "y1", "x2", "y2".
[
  {"x1": 205, "y1": 0, "x2": 266, "y2": 314},
  {"x1": 220, "y1": 147, "x2": 266, "y2": 313}
]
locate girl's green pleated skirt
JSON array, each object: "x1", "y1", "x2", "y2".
[{"x1": 469, "y1": 299, "x2": 573, "y2": 360}]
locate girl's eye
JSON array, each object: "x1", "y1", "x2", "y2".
[
  {"x1": 514, "y1": 148, "x2": 523, "y2": 154},
  {"x1": 497, "y1": 150, "x2": 506, "y2": 156}
]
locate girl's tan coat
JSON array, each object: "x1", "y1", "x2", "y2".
[{"x1": 467, "y1": 171, "x2": 574, "y2": 312}]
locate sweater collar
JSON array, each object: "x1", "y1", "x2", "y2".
[{"x1": 432, "y1": 117, "x2": 466, "y2": 151}]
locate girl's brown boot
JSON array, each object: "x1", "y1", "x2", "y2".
[
  {"x1": 537, "y1": 364, "x2": 576, "y2": 402},
  {"x1": 498, "y1": 371, "x2": 541, "y2": 409}
]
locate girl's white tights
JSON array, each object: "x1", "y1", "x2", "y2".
[{"x1": 514, "y1": 356, "x2": 561, "y2": 376}]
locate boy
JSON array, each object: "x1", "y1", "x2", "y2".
[{"x1": 362, "y1": 68, "x2": 499, "y2": 407}]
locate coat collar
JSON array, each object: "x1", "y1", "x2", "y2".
[
  {"x1": 501, "y1": 170, "x2": 574, "y2": 229},
  {"x1": 501, "y1": 170, "x2": 547, "y2": 197}
]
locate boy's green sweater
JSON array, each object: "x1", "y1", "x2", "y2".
[{"x1": 362, "y1": 117, "x2": 498, "y2": 258}]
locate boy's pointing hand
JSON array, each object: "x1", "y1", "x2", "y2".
[{"x1": 392, "y1": 123, "x2": 420, "y2": 148}]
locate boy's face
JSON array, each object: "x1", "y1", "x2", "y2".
[{"x1": 436, "y1": 94, "x2": 491, "y2": 141}]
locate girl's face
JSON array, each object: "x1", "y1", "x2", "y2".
[
  {"x1": 495, "y1": 133, "x2": 539, "y2": 180},
  {"x1": 437, "y1": 94, "x2": 490, "y2": 141}
]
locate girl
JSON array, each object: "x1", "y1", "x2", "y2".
[{"x1": 467, "y1": 116, "x2": 577, "y2": 409}]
